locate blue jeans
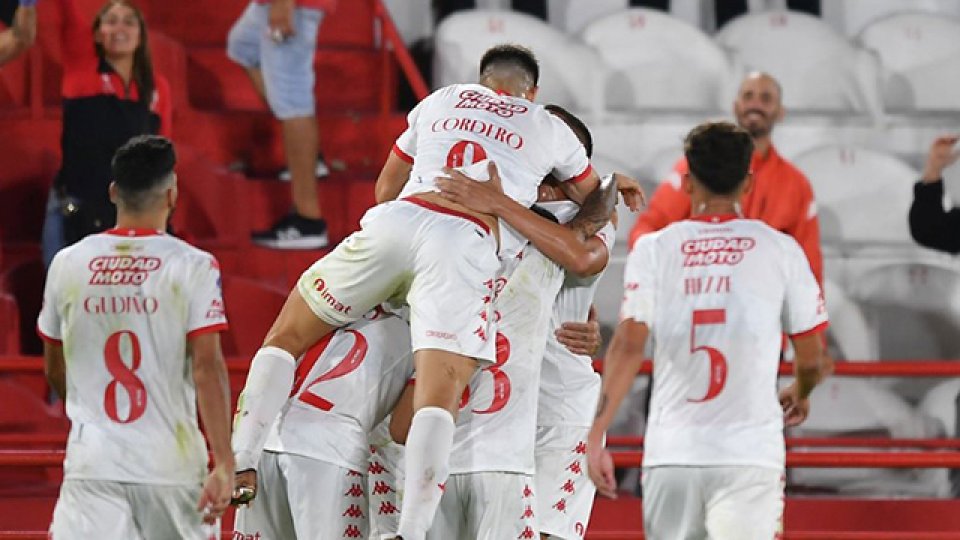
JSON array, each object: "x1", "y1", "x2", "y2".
[{"x1": 41, "y1": 188, "x2": 65, "y2": 269}]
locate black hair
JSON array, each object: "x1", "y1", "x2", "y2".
[
  {"x1": 545, "y1": 104, "x2": 593, "y2": 158},
  {"x1": 111, "y1": 135, "x2": 176, "y2": 208},
  {"x1": 683, "y1": 121, "x2": 754, "y2": 196},
  {"x1": 479, "y1": 44, "x2": 539, "y2": 87}
]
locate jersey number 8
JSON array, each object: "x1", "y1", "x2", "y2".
[{"x1": 103, "y1": 330, "x2": 148, "y2": 424}]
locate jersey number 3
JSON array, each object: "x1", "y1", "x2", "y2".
[
  {"x1": 687, "y1": 309, "x2": 727, "y2": 403},
  {"x1": 103, "y1": 330, "x2": 147, "y2": 423}
]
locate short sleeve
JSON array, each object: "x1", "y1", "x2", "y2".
[
  {"x1": 547, "y1": 113, "x2": 593, "y2": 183},
  {"x1": 186, "y1": 255, "x2": 228, "y2": 339},
  {"x1": 595, "y1": 221, "x2": 617, "y2": 252},
  {"x1": 393, "y1": 94, "x2": 430, "y2": 164},
  {"x1": 620, "y1": 235, "x2": 658, "y2": 327},
  {"x1": 781, "y1": 237, "x2": 828, "y2": 337},
  {"x1": 37, "y1": 252, "x2": 65, "y2": 344}
]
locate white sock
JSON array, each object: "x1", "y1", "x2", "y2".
[
  {"x1": 231, "y1": 346, "x2": 296, "y2": 471},
  {"x1": 395, "y1": 407, "x2": 455, "y2": 540}
]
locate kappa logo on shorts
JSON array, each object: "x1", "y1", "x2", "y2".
[
  {"x1": 522, "y1": 484, "x2": 533, "y2": 498},
  {"x1": 562, "y1": 479, "x2": 576, "y2": 494},
  {"x1": 342, "y1": 504, "x2": 365, "y2": 518},
  {"x1": 343, "y1": 524, "x2": 363, "y2": 538},
  {"x1": 368, "y1": 462, "x2": 389, "y2": 475},
  {"x1": 567, "y1": 461, "x2": 583, "y2": 475},
  {"x1": 372, "y1": 481, "x2": 396, "y2": 495},
  {"x1": 518, "y1": 526, "x2": 536, "y2": 539},
  {"x1": 574, "y1": 441, "x2": 587, "y2": 454},
  {"x1": 520, "y1": 505, "x2": 535, "y2": 519},
  {"x1": 553, "y1": 498, "x2": 568, "y2": 513},
  {"x1": 379, "y1": 501, "x2": 400, "y2": 515},
  {"x1": 313, "y1": 278, "x2": 353, "y2": 315},
  {"x1": 343, "y1": 483, "x2": 364, "y2": 497}
]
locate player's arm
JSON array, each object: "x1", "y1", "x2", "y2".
[
  {"x1": 627, "y1": 166, "x2": 691, "y2": 248},
  {"x1": 190, "y1": 332, "x2": 235, "y2": 523},
  {"x1": 437, "y1": 162, "x2": 616, "y2": 277},
  {"x1": 586, "y1": 319, "x2": 648, "y2": 499},
  {"x1": 780, "y1": 332, "x2": 830, "y2": 427},
  {"x1": 43, "y1": 342, "x2": 67, "y2": 401},
  {"x1": 388, "y1": 381, "x2": 415, "y2": 445},
  {"x1": 555, "y1": 305, "x2": 602, "y2": 357},
  {"x1": 375, "y1": 149, "x2": 414, "y2": 203}
]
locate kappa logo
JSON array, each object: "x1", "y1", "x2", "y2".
[
  {"x1": 520, "y1": 505, "x2": 534, "y2": 519},
  {"x1": 574, "y1": 441, "x2": 587, "y2": 454},
  {"x1": 372, "y1": 481, "x2": 396, "y2": 495},
  {"x1": 562, "y1": 479, "x2": 576, "y2": 494},
  {"x1": 518, "y1": 526, "x2": 536, "y2": 539},
  {"x1": 522, "y1": 484, "x2": 533, "y2": 498},
  {"x1": 567, "y1": 461, "x2": 582, "y2": 475},
  {"x1": 343, "y1": 524, "x2": 363, "y2": 538},
  {"x1": 379, "y1": 501, "x2": 400, "y2": 515},
  {"x1": 342, "y1": 504, "x2": 365, "y2": 519},
  {"x1": 553, "y1": 498, "x2": 567, "y2": 513},
  {"x1": 368, "y1": 462, "x2": 388, "y2": 475},
  {"x1": 343, "y1": 483, "x2": 364, "y2": 497}
]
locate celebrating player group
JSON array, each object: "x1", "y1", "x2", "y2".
[{"x1": 40, "y1": 42, "x2": 829, "y2": 540}]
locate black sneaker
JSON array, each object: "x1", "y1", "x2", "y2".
[
  {"x1": 279, "y1": 153, "x2": 330, "y2": 182},
  {"x1": 251, "y1": 213, "x2": 329, "y2": 249}
]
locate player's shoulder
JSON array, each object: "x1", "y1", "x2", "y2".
[
  {"x1": 154, "y1": 235, "x2": 220, "y2": 269},
  {"x1": 772, "y1": 148, "x2": 812, "y2": 185},
  {"x1": 736, "y1": 219, "x2": 805, "y2": 256}
]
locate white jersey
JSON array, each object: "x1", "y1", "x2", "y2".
[
  {"x1": 37, "y1": 229, "x2": 228, "y2": 485},
  {"x1": 622, "y1": 216, "x2": 827, "y2": 470},
  {"x1": 538, "y1": 220, "x2": 616, "y2": 428},
  {"x1": 449, "y1": 244, "x2": 566, "y2": 475},
  {"x1": 263, "y1": 310, "x2": 414, "y2": 472}
]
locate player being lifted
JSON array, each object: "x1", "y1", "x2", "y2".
[
  {"x1": 587, "y1": 122, "x2": 830, "y2": 540},
  {"x1": 230, "y1": 44, "x2": 602, "y2": 540},
  {"x1": 39, "y1": 136, "x2": 234, "y2": 539}
]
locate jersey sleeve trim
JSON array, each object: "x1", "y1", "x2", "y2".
[
  {"x1": 392, "y1": 143, "x2": 414, "y2": 164},
  {"x1": 36, "y1": 324, "x2": 62, "y2": 345},
  {"x1": 566, "y1": 164, "x2": 594, "y2": 184},
  {"x1": 788, "y1": 321, "x2": 829, "y2": 339},
  {"x1": 186, "y1": 322, "x2": 229, "y2": 340}
]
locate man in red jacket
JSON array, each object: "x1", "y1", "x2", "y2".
[{"x1": 629, "y1": 72, "x2": 822, "y2": 284}]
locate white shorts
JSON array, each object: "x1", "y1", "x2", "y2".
[
  {"x1": 535, "y1": 425, "x2": 595, "y2": 539},
  {"x1": 298, "y1": 198, "x2": 499, "y2": 363},
  {"x1": 426, "y1": 472, "x2": 537, "y2": 540},
  {"x1": 368, "y1": 440, "x2": 405, "y2": 540},
  {"x1": 642, "y1": 466, "x2": 785, "y2": 540},
  {"x1": 49, "y1": 479, "x2": 215, "y2": 540},
  {"x1": 232, "y1": 451, "x2": 368, "y2": 540}
]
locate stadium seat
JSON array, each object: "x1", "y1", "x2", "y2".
[
  {"x1": 580, "y1": 8, "x2": 733, "y2": 111},
  {"x1": 549, "y1": 0, "x2": 627, "y2": 34},
  {"x1": 714, "y1": 10, "x2": 884, "y2": 116},
  {"x1": 920, "y1": 378, "x2": 960, "y2": 438},
  {"x1": 0, "y1": 292, "x2": 20, "y2": 355},
  {"x1": 857, "y1": 12, "x2": 960, "y2": 111},
  {"x1": 792, "y1": 145, "x2": 916, "y2": 249},
  {"x1": 168, "y1": 147, "x2": 248, "y2": 245},
  {"x1": 1, "y1": 258, "x2": 44, "y2": 355},
  {"x1": 823, "y1": 0, "x2": 960, "y2": 37},
  {"x1": 382, "y1": 0, "x2": 433, "y2": 44},
  {"x1": 220, "y1": 276, "x2": 288, "y2": 358},
  {"x1": 433, "y1": 10, "x2": 606, "y2": 115},
  {"x1": 822, "y1": 277, "x2": 874, "y2": 362},
  {"x1": 0, "y1": 51, "x2": 28, "y2": 109}
]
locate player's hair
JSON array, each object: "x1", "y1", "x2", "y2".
[
  {"x1": 111, "y1": 135, "x2": 176, "y2": 211},
  {"x1": 684, "y1": 121, "x2": 754, "y2": 196},
  {"x1": 479, "y1": 44, "x2": 539, "y2": 88},
  {"x1": 545, "y1": 104, "x2": 593, "y2": 158}
]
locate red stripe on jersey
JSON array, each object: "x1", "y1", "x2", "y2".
[
  {"x1": 104, "y1": 228, "x2": 164, "y2": 237},
  {"x1": 36, "y1": 325, "x2": 62, "y2": 345},
  {"x1": 789, "y1": 321, "x2": 829, "y2": 339},
  {"x1": 291, "y1": 332, "x2": 337, "y2": 396},
  {"x1": 689, "y1": 213, "x2": 739, "y2": 223},
  {"x1": 392, "y1": 144, "x2": 414, "y2": 164},
  {"x1": 186, "y1": 322, "x2": 229, "y2": 340},
  {"x1": 403, "y1": 196, "x2": 491, "y2": 235},
  {"x1": 566, "y1": 165, "x2": 594, "y2": 184}
]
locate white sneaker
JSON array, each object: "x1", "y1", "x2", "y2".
[{"x1": 278, "y1": 156, "x2": 330, "y2": 182}]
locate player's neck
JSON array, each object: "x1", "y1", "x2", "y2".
[
  {"x1": 753, "y1": 136, "x2": 772, "y2": 158},
  {"x1": 114, "y1": 212, "x2": 167, "y2": 232},
  {"x1": 691, "y1": 198, "x2": 740, "y2": 218}
]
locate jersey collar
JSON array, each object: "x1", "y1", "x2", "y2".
[
  {"x1": 689, "y1": 213, "x2": 739, "y2": 224},
  {"x1": 104, "y1": 227, "x2": 164, "y2": 237}
]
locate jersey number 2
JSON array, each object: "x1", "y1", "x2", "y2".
[
  {"x1": 687, "y1": 309, "x2": 727, "y2": 403},
  {"x1": 296, "y1": 330, "x2": 369, "y2": 411},
  {"x1": 103, "y1": 330, "x2": 147, "y2": 424}
]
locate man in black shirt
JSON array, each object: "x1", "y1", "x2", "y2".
[{"x1": 909, "y1": 135, "x2": 960, "y2": 253}]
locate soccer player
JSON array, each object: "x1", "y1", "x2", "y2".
[
  {"x1": 39, "y1": 135, "x2": 234, "y2": 539},
  {"x1": 587, "y1": 122, "x2": 830, "y2": 540},
  {"x1": 231, "y1": 44, "x2": 602, "y2": 540},
  {"x1": 232, "y1": 307, "x2": 414, "y2": 539}
]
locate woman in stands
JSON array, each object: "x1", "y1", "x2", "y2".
[{"x1": 42, "y1": 0, "x2": 171, "y2": 266}]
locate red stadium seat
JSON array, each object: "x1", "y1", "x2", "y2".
[
  {"x1": 220, "y1": 276, "x2": 287, "y2": 358},
  {"x1": 0, "y1": 293, "x2": 20, "y2": 355}
]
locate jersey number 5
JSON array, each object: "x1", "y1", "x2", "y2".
[
  {"x1": 103, "y1": 330, "x2": 147, "y2": 424},
  {"x1": 687, "y1": 309, "x2": 727, "y2": 403}
]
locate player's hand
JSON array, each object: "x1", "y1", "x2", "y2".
[
  {"x1": 586, "y1": 433, "x2": 617, "y2": 499},
  {"x1": 556, "y1": 306, "x2": 602, "y2": 356},
  {"x1": 779, "y1": 384, "x2": 810, "y2": 427},
  {"x1": 198, "y1": 465, "x2": 234, "y2": 524},
  {"x1": 436, "y1": 161, "x2": 506, "y2": 215},
  {"x1": 268, "y1": 0, "x2": 296, "y2": 42},
  {"x1": 612, "y1": 173, "x2": 645, "y2": 212},
  {"x1": 230, "y1": 469, "x2": 258, "y2": 507},
  {"x1": 921, "y1": 135, "x2": 960, "y2": 183}
]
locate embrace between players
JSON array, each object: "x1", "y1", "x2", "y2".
[{"x1": 40, "y1": 43, "x2": 829, "y2": 540}]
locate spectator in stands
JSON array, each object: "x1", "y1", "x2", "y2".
[
  {"x1": 0, "y1": 0, "x2": 36, "y2": 65},
  {"x1": 42, "y1": 0, "x2": 171, "y2": 267},
  {"x1": 628, "y1": 71, "x2": 823, "y2": 284},
  {"x1": 909, "y1": 135, "x2": 960, "y2": 254},
  {"x1": 227, "y1": 0, "x2": 335, "y2": 249}
]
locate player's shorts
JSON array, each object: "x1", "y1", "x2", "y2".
[
  {"x1": 226, "y1": 2, "x2": 323, "y2": 119},
  {"x1": 298, "y1": 197, "x2": 500, "y2": 363},
  {"x1": 232, "y1": 451, "x2": 368, "y2": 540},
  {"x1": 368, "y1": 439, "x2": 405, "y2": 539},
  {"x1": 427, "y1": 472, "x2": 538, "y2": 540},
  {"x1": 49, "y1": 479, "x2": 215, "y2": 540},
  {"x1": 535, "y1": 425, "x2": 595, "y2": 539},
  {"x1": 642, "y1": 465, "x2": 785, "y2": 540}
]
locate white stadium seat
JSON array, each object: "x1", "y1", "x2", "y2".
[
  {"x1": 858, "y1": 13, "x2": 960, "y2": 111},
  {"x1": 382, "y1": 0, "x2": 433, "y2": 44},
  {"x1": 714, "y1": 10, "x2": 884, "y2": 115},
  {"x1": 549, "y1": 0, "x2": 706, "y2": 35},
  {"x1": 581, "y1": 8, "x2": 733, "y2": 111},
  {"x1": 823, "y1": 0, "x2": 960, "y2": 37},
  {"x1": 433, "y1": 10, "x2": 606, "y2": 115},
  {"x1": 792, "y1": 145, "x2": 916, "y2": 248}
]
